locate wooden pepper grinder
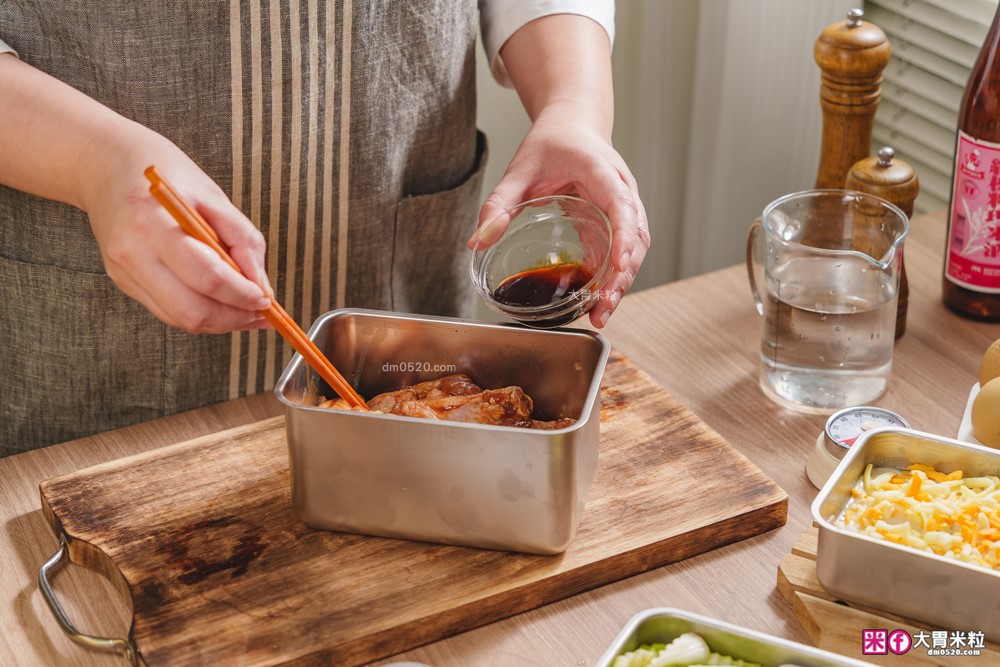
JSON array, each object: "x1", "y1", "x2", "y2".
[
  {"x1": 846, "y1": 147, "x2": 919, "y2": 340},
  {"x1": 814, "y1": 9, "x2": 891, "y2": 188}
]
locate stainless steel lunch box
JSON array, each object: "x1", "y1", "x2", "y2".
[
  {"x1": 274, "y1": 308, "x2": 610, "y2": 555},
  {"x1": 595, "y1": 608, "x2": 871, "y2": 666},
  {"x1": 812, "y1": 427, "x2": 1000, "y2": 638}
]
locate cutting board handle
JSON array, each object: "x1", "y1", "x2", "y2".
[{"x1": 38, "y1": 536, "x2": 139, "y2": 665}]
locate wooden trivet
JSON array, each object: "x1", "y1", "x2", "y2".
[{"x1": 777, "y1": 526, "x2": 1000, "y2": 666}]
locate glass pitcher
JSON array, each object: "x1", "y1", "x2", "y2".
[{"x1": 747, "y1": 190, "x2": 909, "y2": 413}]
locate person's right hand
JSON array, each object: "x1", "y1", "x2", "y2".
[
  {"x1": 82, "y1": 128, "x2": 273, "y2": 333},
  {"x1": 0, "y1": 55, "x2": 271, "y2": 333}
]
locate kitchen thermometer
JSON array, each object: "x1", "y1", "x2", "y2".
[{"x1": 806, "y1": 406, "x2": 910, "y2": 489}]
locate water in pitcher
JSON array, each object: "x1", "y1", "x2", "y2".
[{"x1": 760, "y1": 255, "x2": 897, "y2": 411}]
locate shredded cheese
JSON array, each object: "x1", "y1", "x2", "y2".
[{"x1": 837, "y1": 463, "x2": 1000, "y2": 571}]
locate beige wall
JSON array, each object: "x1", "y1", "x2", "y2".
[{"x1": 476, "y1": 0, "x2": 855, "y2": 292}]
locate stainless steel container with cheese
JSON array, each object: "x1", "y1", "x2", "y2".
[
  {"x1": 274, "y1": 308, "x2": 609, "y2": 555},
  {"x1": 596, "y1": 608, "x2": 871, "y2": 666},
  {"x1": 812, "y1": 427, "x2": 1000, "y2": 638}
]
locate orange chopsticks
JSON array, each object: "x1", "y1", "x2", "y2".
[{"x1": 144, "y1": 166, "x2": 369, "y2": 410}]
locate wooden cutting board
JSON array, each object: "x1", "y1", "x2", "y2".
[
  {"x1": 777, "y1": 526, "x2": 1000, "y2": 666},
  {"x1": 40, "y1": 352, "x2": 787, "y2": 666}
]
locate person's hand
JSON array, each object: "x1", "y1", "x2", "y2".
[
  {"x1": 0, "y1": 56, "x2": 272, "y2": 333},
  {"x1": 82, "y1": 127, "x2": 273, "y2": 333},
  {"x1": 469, "y1": 105, "x2": 649, "y2": 328}
]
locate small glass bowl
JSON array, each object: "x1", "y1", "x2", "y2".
[{"x1": 470, "y1": 195, "x2": 613, "y2": 328}]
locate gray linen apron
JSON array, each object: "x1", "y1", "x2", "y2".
[{"x1": 0, "y1": 0, "x2": 486, "y2": 455}]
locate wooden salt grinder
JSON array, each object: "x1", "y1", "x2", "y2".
[
  {"x1": 814, "y1": 9, "x2": 891, "y2": 188},
  {"x1": 846, "y1": 147, "x2": 919, "y2": 340}
]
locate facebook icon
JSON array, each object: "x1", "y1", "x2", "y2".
[{"x1": 888, "y1": 630, "x2": 913, "y2": 655}]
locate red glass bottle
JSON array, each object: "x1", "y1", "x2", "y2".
[{"x1": 943, "y1": 5, "x2": 1000, "y2": 321}]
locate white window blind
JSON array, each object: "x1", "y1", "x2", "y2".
[{"x1": 865, "y1": 0, "x2": 998, "y2": 213}]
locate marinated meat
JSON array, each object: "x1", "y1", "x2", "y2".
[
  {"x1": 317, "y1": 373, "x2": 574, "y2": 429},
  {"x1": 422, "y1": 386, "x2": 534, "y2": 426},
  {"x1": 408, "y1": 374, "x2": 482, "y2": 400}
]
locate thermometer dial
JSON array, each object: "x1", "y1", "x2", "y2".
[{"x1": 824, "y1": 406, "x2": 910, "y2": 456}]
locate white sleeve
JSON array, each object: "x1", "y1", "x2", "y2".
[
  {"x1": 0, "y1": 37, "x2": 18, "y2": 58},
  {"x1": 479, "y1": 0, "x2": 615, "y2": 88}
]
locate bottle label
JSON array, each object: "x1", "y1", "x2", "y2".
[{"x1": 946, "y1": 131, "x2": 1000, "y2": 292}]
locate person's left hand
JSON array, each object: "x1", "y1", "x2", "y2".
[{"x1": 468, "y1": 105, "x2": 649, "y2": 328}]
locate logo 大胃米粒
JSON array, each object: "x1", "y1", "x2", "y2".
[{"x1": 861, "y1": 628, "x2": 987, "y2": 658}]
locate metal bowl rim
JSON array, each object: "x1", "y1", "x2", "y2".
[
  {"x1": 811, "y1": 425, "x2": 1000, "y2": 579},
  {"x1": 273, "y1": 307, "x2": 611, "y2": 434},
  {"x1": 597, "y1": 607, "x2": 872, "y2": 666}
]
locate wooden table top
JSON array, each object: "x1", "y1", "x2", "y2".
[{"x1": 1, "y1": 209, "x2": 997, "y2": 666}]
